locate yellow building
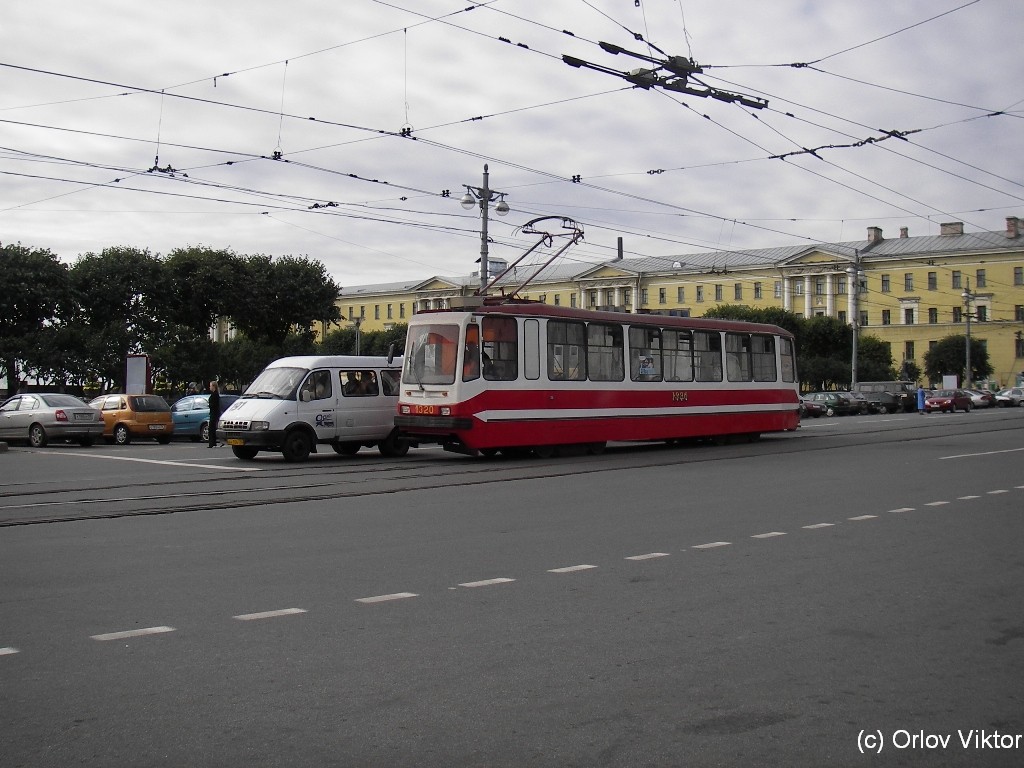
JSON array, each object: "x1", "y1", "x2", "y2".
[{"x1": 333, "y1": 217, "x2": 1024, "y2": 387}]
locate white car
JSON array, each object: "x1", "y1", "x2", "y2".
[{"x1": 994, "y1": 387, "x2": 1024, "y2": 407}]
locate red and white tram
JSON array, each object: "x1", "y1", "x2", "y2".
[{"x1": 395, "y1": 298, "x2": 800, "y2": 456}]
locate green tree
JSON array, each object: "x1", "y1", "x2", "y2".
[
  {"x1": 0, "y1": 243, "x2": 70, "y2": 391},
  {"x1": 69, "y1": 246, "x2": 165, "y2": 390},
  {"x1": 164, "y1": 246, "x2": 243, "y2": 337},
  {"x1": 923, "y1": 334, "x2": 992, "y2": 386},
  {"x1": 701, "y1": 304, "x2": 802, "y2": 337},
  {"x1": 855, "y1": 335, "x2": 896, "y2": 382},
  {"x1": 228, "y1": 255, "x2": 341, "y2": 346}
]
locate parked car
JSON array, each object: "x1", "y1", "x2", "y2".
[
  {"x1": 803, "y1": 391, "x2": 856, "y2": 416},
  {"x1": 799, "y1": 397, "x2": 824, "y2": 418},
  {"x1": 994, "y1": 387, "x2": 1024, "y2": 407},
  {"x1": 89, "y1": 394, "x2": 175, "y2": 444},
  {"x1": 0, "y1": 393, "x2": 104, "y2": 447},
  {"x1": 966, "y1": 389, "x2": 995, "y2": 409},
  {"x1": 854, "y1": 381, "x2": 917, "y2": 414},
  {"x1": 923, "y1": 389, "x2": 973, "y2": 413},
  {"x1": 171, "y1": 393, "x2": 239, "y2": 442},
  {"x1": 837, "y1": 391, "x2": 871, "y2": 414}
]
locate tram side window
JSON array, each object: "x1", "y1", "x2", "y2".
[
  {"x1": 463, "y1": 323, "x2": 481, "y2": 381},
  {"x1": 751, "y1": 334, "x2": 777, "y2": 381},
  {"x1": 547, "y1": 320, "x2": 586, "y2": 381},
  {"x1": 587, "y1": 322, "x2": 624, "y2": 382},
  {"x1": 629, "y1": 326, "x2": 662, "y2": 381},
  {"x1": 662, "y1": 330, "x2": 694, "y2": 382},
  {"x1": 725, "y1": 333, "x2": 753, "y2": 382},
  {"x1": 693, "y1": 331, "x2": 723, "y2": 382},
  {"x1": 482, "y1": 316, "x2": 518, "y2": 381},
  {"x1": 406, "y1": 324, "x2": 459, "y2": 385},
  {"x1": 780, "y1": 337, "x2": 797, "y2": 383}
]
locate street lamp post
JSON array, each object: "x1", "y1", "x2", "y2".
[
  {"x1": 847, "y1": 251, "x2": 862, "y2": 391},
  {"x1": 962, "y1": 278, "x2": 974, "y2": 387},
  {"x1": 461, "y1": 164, "x2": 509, "y2": 294}
]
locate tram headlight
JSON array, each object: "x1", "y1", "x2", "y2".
[
  {"x1": 400, "y1": 405, "x2": 410, "y2": 415},
  {"x1": 440, "y1": 407, "x2": 451, "y2": 416}
]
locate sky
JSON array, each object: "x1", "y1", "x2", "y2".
[{"x1": 2, "y1": 0, "x2": 1022, "y2": 288}]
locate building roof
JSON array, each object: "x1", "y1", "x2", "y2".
[{"x1": 338, "y1": 224, "x2": 1023, "y2": 297}]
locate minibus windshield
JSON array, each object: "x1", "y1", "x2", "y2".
[{"x1": 242, "y1": 367, "x2": 305, "y2": 400}]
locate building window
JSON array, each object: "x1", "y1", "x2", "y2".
[
  {"x1": 905, "y1": 341, "x2": 915, "y2": 362},
  {"x1": 387, "y1": 304, "x2": 393, "y2": 319},
  {"x1": 589, "y1": 291, "x2": 597, "y2": 308},
  {"x1": 360, "y1": 305, "x2": 366, "y2": 319},
  {"x1": 774, "y1": 281, "x2": 782, "y2": 299},
  {"x1": 836, "y1": 276, "x2": 847, "y2": 295},
  {"x1": 570, "y1": 293, "x2": 577, "y2": 308},
  {"x1": 734, "y1": 283, "x2": 743, "y2": 301},
  {"x1": 838, "y1": 310, "x2": 847, "y2": 323},
  {"x1": 715, "y1": 284, "x2": 723, "y2": 301},
  {"x1": 793, "y1": 281, "x2": 804, "y2": 297},
  {"x1": 1015, "y1": 267, "x2": 1023, "y2": 286},
  {"x1": 677, "y1": 286, "x2": 685, "y2": 303},
  {"x1": 928, "y1": 307, "x2": 938, "y2": 324},
  {"x1": 859, "y1": 310, "x2": 869, "y2": 327},
  {"x1": 538, "y1": 293, "x2": 547, "y2": 304},
  {"x1": 904, "y1": 273, "x2": 913, "y2": 292},
  {"x1": 374, "y1": 305, "x2": 380, "y2": 320},
  {"x1": 1016, "y1": 305, "x2": 1024, "y2": 322},
  {"x1": 554, "y1": 294, "x2": 561, "y2": 306},
  {"x1": 952, "y1": 271, "x2": 962, "y2": 289},
  {"x1": 658, "y1": 287, "x2": 666, "y2": 305},
  {"x1": 348, "y1": 306, "x2": 354, "y2": 320},
  {"x1": 953, "y1": 306, "x2": 963, "y2": 323},
  {"x1": 927, "y1": 272, "x2": 937, "y2": 290},
  {"x1": 904, "y1": 308, "x2": 914, "y2": 325},
  {"x1": 754, "y1": 282, "x2": 762, "y2": 300},
  {"x1": 977, "y1": 305, "x2": 988, "y2": 322},
  {"x1": 1017, "y1": 335, "x2": 1024, "y2": 358},
  {"x1": 882, "y1": 310, "x2": 891, "y2": 325},
  {"x1": 696, "y1": 285, "x2": 704, "y2": 302},
  {"x1": 881, "y1": 275, "x2": 891, "y2": 293},
  {"x1": 400, "y1": 303, "x2": 406, "y2": 319},
  {"x1": 976, "y1": 269, "x2": 987, "y2": 288}
]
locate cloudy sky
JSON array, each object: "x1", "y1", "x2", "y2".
[{"x1": 2, "y1": 0, "x2": 1021, "y2": 287}]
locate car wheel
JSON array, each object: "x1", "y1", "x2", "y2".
[
  {"x1": 231, "y1": 446, "x2": 259, "y2": 460},
  {"x1": 963, "y1": 402, "x2": 972, "y2": 412},
  {"x1": 825, "y1": 407, "x2": 835, "y2": 416},
  {"x1": 200, "y1": 422, "x2": 210, "y2": 443},
  {"x1": 378, "y1": 428, "x2": 409, "y2": 458},
  {"x1": 29, "y1": 423, "x2": 48, "y2": 448},
  {"x1": 281, "y1": 430, "x2": 312, "y2": 462},
  {"x1": 114, "y1": 424, "x2": 131, "y2": 445}
]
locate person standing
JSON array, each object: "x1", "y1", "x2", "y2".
[
  {"x1": 207, "y1": 380, "x2": 221, "y2": 447},
  {"x1": 917, "y1": 384, "x2": 927, "y2": 414}
]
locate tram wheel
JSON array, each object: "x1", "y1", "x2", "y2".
[
  {"x1": 586, "y1": 442, "x2": 606, "y2": 455},
  {"x1": 533, "y1": 445, "x2": 557, "y2": 459},
  {"x1": 479, "y1": 448, "x2": 499, "y2": 458}
]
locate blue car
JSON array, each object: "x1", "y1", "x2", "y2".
[{"x1": 171, "y1": 393, "x2": 238, "y2": 442}]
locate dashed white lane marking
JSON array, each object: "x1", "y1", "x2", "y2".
[
  {"x1": 925, "y1": 501, "x2": 950, "y2": 507},
  {"x1": 890, "y1": 507, "x2": 915, "y2": 513},
  {"x1": 987, "y1": 490, "x2": 1009, "y2": 495},
  {"x1": 940, "y1": 447, "x2": 1024, "y2": 460},
  {"x1": 91, "y1": 626, "x2": 175, "y2": 641},
  {"x1": 47, "y1": 453, "x2": 262, "y2": 472},
  {"x1": 233, "y1": 608, "x2": 306, "y2": 621},
  {"x1": 548, "y1": 564, "x2": 598, "y2": 573},
  {"x1": 803, "y1": 523, "x2": 835, "y2": 529},
  {"x1": 0, "y1": 647, "x2": 19, "y2": 656},
  {"x1": 355, "y1": 593, "x2": 418, "y2": 604},
  {"x1": 625, "y1": 552, "x2": 671, "y2": 560},
  {"x1": 849, "y1": 515, "x2": 877, "y2": 521},
  {"x1": 692, "y1": 542, "x2": 731, "y2": 549},
  {"x1": 959, "y1": 495, "x2": 981, "y2": 500},
  {"x1": 751, "y1": 532, "x2": 786, "y2": 539},
  {"x1": 459, "y1": 578, "x2": 515, "y2": 588}
]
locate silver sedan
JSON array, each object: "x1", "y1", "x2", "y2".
[{"x1": 0, "y1": 393, "x2": 104, "y2": 447}]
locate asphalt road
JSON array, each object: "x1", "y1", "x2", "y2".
[{"x1": 2, "y1": 408, "x2": 1023, "y2": 767}]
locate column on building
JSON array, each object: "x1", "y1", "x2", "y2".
[
  {"x1": 825, "y1": 272, "x2": 834, "y2": 316},
  {"x1": 613, "y1": 287, "x2": 622, "y2": 308},
  {"x1": 803, "y1": 276, "x2": 812, "y2": 317},
  {"x1": 783, "y1": 277, "x2": 791, "y2": 311}
]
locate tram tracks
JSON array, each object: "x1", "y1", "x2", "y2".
[{"x1": 3, "y1": 413, "x2": 1020, "y2": 527}]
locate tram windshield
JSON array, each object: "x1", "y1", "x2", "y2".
[{"x1": 405, "y1": 323, "x2": 460, "y2": 384}]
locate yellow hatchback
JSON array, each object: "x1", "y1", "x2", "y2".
[{"x1": 89, "y1": 394, "x2": 175, "y2": 445}]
